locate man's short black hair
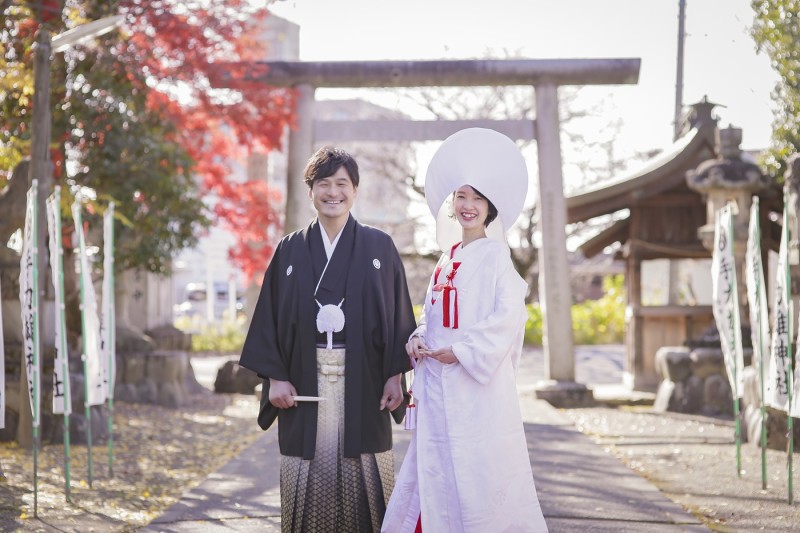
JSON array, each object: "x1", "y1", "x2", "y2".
[{"x1": 303, "y1": 146, "x2": 360, "y2": 188}]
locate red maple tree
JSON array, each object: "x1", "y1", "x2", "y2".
[
  {"x1": 116, "y1": 0, "x2": 294, "y2": 281},
  {"x1": 9, "y1": 0, "x2": 294, "y2": 282}
]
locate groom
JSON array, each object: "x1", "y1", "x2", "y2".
[{"x1": 239, "y1": 145, "x2": 416, "y2": 532}]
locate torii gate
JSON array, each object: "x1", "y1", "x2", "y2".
[{"x1": 215, "y1": 58, "x2": 641, "y2": 405}]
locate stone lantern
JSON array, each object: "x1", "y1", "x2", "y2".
[
  {"x1": 651, "y1": 124, "x2": 768, "y2": 419},
  {"x1": 688, "y1": 126, "x2": 768, "y2": 246},
  {"x1": 687, "y1": 125, "x2": 769, "y2": 322}
]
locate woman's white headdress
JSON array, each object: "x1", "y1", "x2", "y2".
[{"x1": 424, "y1": 128, "x2": 529, "y2": 253}]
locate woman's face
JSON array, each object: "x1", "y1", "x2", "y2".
[{"x1": 452, "y1": 185, "x2": 489, "y2": 231}]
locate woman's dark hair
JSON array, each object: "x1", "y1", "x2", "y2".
[
  {"x1": 303, "y1": 146, "x2": 360, "y2": 188},
  {"x1": 471, "y1": 187, "x2": 499, "y2": 227}
]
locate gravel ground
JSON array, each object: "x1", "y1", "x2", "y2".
[
  {"x1": 0, "y1": 388, "x2": 262, "y2": 532},
  {"x1": 5, "y1": 348, "x2": 799, "y2": 532},
  {"x1": 563, "y1": 405, "x2": 800, "y2": 532}
]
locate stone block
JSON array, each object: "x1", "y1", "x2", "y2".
[
  {"x1": 158, "y1": 382, "x2": 184, "y2": 408},
  {"x1": 764, "y1": 407, "x2": 800, "y2": 451},
  {"x1": 183, "y1": 364, "x2": 208, "y2": 395},
  {"x1": 690, "y1": 348, "x2": 725, "y2": 379},
  {"x1": 146, "y1": 324, "x2": 192, "y2": 351},
  {"x1": 0, "y1": 408, "x2": 18, "y2": 442},
  {"x1": 653, "y1": 379, "x2": 675, "y2": 413},
  {"x1": 69, "y1": 414, "x2": 89, "y2": 445},
  {"x1": 122, "y1": 354, "x2": 146, "y2": 384},
  {"x1": 655, "y1": 346, "x2": 691, "y2": 381},
  {"x1": 114, "y1": 383, "x2": 138, "y2": 404},
  {"x1": 534, "y1": 381, "x2": 595, "y2": 408},
  {"x1": 684, "y1": 375, "x2": 704, "y2": 413},
  {"x1": 116, "y1": 324, "x2": 155, "y2": 354},
  {"x1": 656, "y1": 347, "x2": 692, "y2": 382},
  {"x1": 672, "y1": 381, "x2": 688, "y2": 412},
  {"x1": 153, "y1": 351, "x2": 188, "y2": 383},
  {"x1": 214, "y1": 360, "x2": 261, "y2": 395},
  {"x1": 90, "y1": 405, "x2": 109, "y2": 441},
  {"x1": 701, "y1": 374, "x2": 733, "y2": 416},
  {"x1": 741, "y1": 366, "x2": 762, "y2": 411},
  {"x1": 138, "y1": 378, "x2": 159, "y2": 404},
  {"x1": 655, "y1": 374, "x2": 703, "y2": 414}
]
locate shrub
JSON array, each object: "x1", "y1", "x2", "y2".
[
  {"x1": 525, "y1": 275, "x2": 626, "y2": 346},
  {"x1": 190, "y1": 322, "x2": 246, "y2": 353},
  {"x1": 175, "y1": 316, "x2": 246, "y2": 354}
]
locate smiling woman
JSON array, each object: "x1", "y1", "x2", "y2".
[
  {"x1": 451, "y1": 185, "x2": 499, "y2": 246},
  {"x1": 383, "y1": 128, "x2": 548, "y2": 532}
]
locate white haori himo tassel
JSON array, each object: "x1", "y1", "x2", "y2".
[
  {"x1": 405, "y1": 359, "x2": 417, "y2": 430},
  {"x1": 316, "y1": 298, "x2": 345, "y2": 350}
]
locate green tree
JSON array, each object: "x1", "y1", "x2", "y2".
[{"x1": 751, "y1": 0, "x2": 800, "y2": 178}]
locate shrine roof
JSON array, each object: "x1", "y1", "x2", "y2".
[{"x1": 565, "y1": 119, "x2": 717, "y2": 224}]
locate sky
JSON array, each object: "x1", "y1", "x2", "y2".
[
  {"x1": 269, "y1": 0, "x2": 779, "y2": 156},
  {"x1": 181, "y1": 0, "x2": 784, "y2": 288}
]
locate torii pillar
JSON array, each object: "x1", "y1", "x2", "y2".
[{"x1": 213, "y1": 58, "x2": 640, "y2": 405}]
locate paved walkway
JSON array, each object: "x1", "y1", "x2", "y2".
[{"x1": 139, "y1": 346, "x2": 707, "y2": 532}]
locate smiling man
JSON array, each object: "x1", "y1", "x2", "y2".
[{"x1": 240, "y1": 146, "x2": 416, "y2": 532}]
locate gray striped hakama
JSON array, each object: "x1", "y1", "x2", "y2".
[{"x1": 280, "y1": 347, "x2": 395, "y2": 533}]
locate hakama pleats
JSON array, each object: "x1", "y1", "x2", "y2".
[{"x1": 280, "y1": 347, "x2": 394, "y2": 533}]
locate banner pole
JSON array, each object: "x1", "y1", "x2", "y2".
[
  {"x1": 786, "y1": 201, "x2": 794, "y2": 505},
  {"x1": 51, "y1": 187, "x2": 72, "y2": 501},
  {"x1": 106, "y1": 203, "x2": 115, "y2": 477},
  {"x1": 728, "y1": 204, "x2": 742, "y2": 477},
  {"x1": 754, "y1": 197, "x2": 768, "y2": 489},
  {"x1": 31, "y1": 181, "x2": 40, "y2": 518},
  {"x1": 74, "y1": 203, "x2": 94, "y2": 488},
  {"x1": 788, "y1": 304, "x2": 794, "y2": 506}
]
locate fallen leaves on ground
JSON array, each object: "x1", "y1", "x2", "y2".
[
  {"x1": 564, "y1": 406, "x2": 800, "y2": 532},
  {"x1": 0, "y1": 390, "x2": 262, "y2": 532}
]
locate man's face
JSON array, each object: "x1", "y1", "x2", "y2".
[{"x1": 308, "y1": 166, "x2": 357, "y2": 225}]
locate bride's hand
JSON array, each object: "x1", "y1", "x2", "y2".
[
  {"x1": 424, "y1": 346, "x2": 458, "y2": 365},
  {"x1": 405, "y1": 335, "x2": 428, "y2": 366}
]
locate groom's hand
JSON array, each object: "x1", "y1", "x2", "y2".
[
  {"x1": 380, "y1": 373, "x2": 403, "y2": 411},
  {"x1": 269, "y1": 378, "x2": 297, "y2": 409}
]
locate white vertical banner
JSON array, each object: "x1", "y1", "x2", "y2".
[
  {"x1": 72, "y1": 202, "x2": 107, "y2": 407},
  {"x1": 0, "y1": 275, "x2": 5, "y2": 429},
  {"x1": 19, "y1": 181, "x2": 40, "y2": 427},
  {"x1": 711, "y1": 203, "x2": 745, "y2": 398},
  {"x1": 767, "y1": 205, "x2": 792, "y2": 411},
  {"x1": 47, "y1": 189, "x2": 71, "y2": 415},
  {"x1": 745, "y1": 197, "x2": 770, "y2": 379},
  {"x1": 101, "y1": 203, "x2": 116, "y2": 400}
]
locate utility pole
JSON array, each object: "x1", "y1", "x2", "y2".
[
  {"x1": 674, "y1": 0, "x2": 687, "y2": 141},
  {"x1": 19, "y1": 28, "x2": 53, "y2": 450}
]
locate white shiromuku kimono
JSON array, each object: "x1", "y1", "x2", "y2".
[{"x1": 382, "y1": 238, "x2": 548, "y2": 533}]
